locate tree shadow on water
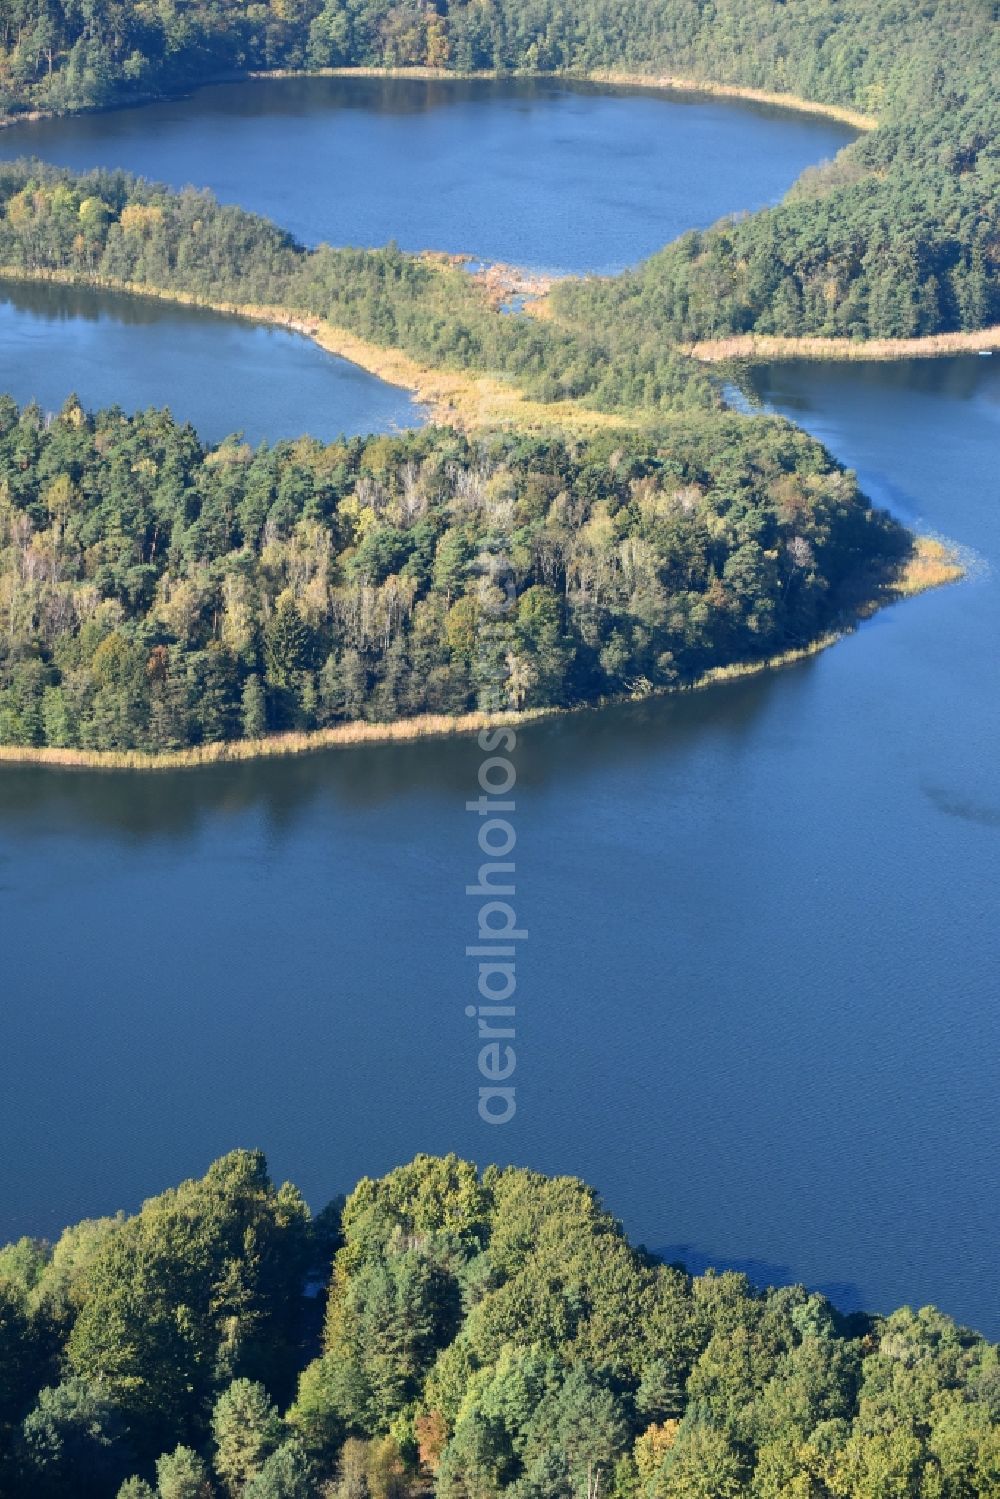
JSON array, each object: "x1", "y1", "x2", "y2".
[
  {"x1": 0, "y1": 651, "x2": 814, "y2": 842},
  {"x1": 654, "y1": 1241, "x2": 867, "y2": 1315}
]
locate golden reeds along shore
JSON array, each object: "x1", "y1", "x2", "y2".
[
  {"x1": 250, "y1": 65, "x2": 879, "y2": 131},
  {"x1": 0, "y1": 265, "x2": 645, "y2": 435},
  {"x1": 0, "y1": 709, "x2": 552, "y2": 773},
  {"x1": 0, "y1": 540, "x2": 962, "y2": 774},
  {"x1": 690, "y1": 328, "x2": 1000, "y2": 363}
]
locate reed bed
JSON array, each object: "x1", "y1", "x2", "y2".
[
  {"x1": 0, "y1": 266, "x2": 639, "y2": 435},
  {"x1": 0, "y1": 538, "x2": 961, "y2": 773},
  {"x1": 0, "y1": 709, "x2": 556, "y2": 772},
  {"x1": 884, "y1": 536, "x2": 965, "y2": 598},
  {"x1": 691, "y1": 328, "x2": 1000, "y2": 364},
  {"x1": 582, "y1": 71, "x2": 877, "y2": 129}
]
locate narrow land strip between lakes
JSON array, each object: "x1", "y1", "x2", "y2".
[{"x1": 0, "y1": 265, "x2": 643, "y2": 433}]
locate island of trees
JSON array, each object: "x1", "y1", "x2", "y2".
[{"x1": 0, "y1": 1150, "x2": 997, "y2": 1499}]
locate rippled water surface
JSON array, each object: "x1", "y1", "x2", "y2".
[
  {"x1": 0, "y1": 83, "x2": 997, "y2": 1339},
  {"x1": 0, "y1": 76, "x2": 856, "y2": 272},
  {"x1": 0, "y1": 279, "x2": 424, "y2": 443}
]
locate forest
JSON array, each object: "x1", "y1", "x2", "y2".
[
  {"x1": 0, "y1": 0, "x2": 998, "y2": 343},
  {"x1": 0, "y1": 0, "x2": 993, "y2": 121},
  {"x1": 0, "y1": 1151, "x2": 997, "y2": 1499},
  {"x1": 0, "y1": 159, "x2": 715, "y2": 417},
  {"x1": 0, "y1": 393, "x2": 907, "y2": 751}
]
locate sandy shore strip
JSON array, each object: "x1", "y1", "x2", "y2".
[{"x1": 689, "y1": 328, "x2": 1000, "y2": 363}]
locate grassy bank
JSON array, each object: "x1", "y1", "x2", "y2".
[
  {"x1": 251, "y1": 64, "x2": 877, "y2": 130},
  {"x1": 0, "y1": 539, "x2": 959, "y2": 773},
  {"x1": 581, "y1": 69, "x2": 876, "y2": 129},
  {"x1": 690, "y1": 328, "x2": 1000, "y2": 363},
  {"x1": 0, "y1": 264, "x2": 644, "y2": 434}
]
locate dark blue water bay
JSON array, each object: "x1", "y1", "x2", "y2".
[
  {"x1": 0, "y1": 77, "x2": 856, "y2": 273},
  {"x1": 1, "y1": 356, "x2": 997, "y2": 1338},
  {"x1": 0, "y1": 78, "x2": 853, "y2": 442},
  {"x1": 0, "y1": 279, "x2": 423, "y2": 444}
]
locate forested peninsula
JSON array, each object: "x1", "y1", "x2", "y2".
[
  {"x1": 1, "y1": 1151, "x2": 997, "y2": 1499},
  {"x1": 1, "y1": 393, "x2": 921, "y2": 756},
  {"x1": 0, "y1": 0, "x2": 991, "y2": 757},
  {"x1": 1, "y1": 0, "x2": 998, "y2": 344}
]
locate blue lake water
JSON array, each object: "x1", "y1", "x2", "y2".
[
  {"x1": 0, "y1": 280, "x2": 423, "y2": 445},
  {"x1": 0, "y1": 82, "x2": 997, "y2": 1340},
  {"x1": 0, "y1": 77, "x2": 856, "y2": 273},
  {"x1": 1, "y1": 353, "x2": 997, "y2": 1336}
]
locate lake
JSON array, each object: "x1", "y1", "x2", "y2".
[
  {"x1": 0, "y1": 76, "x2": 856, "y2": 273},
  {"x1": 0, "y1": 78, "x2": 854, "y2": 443},
  {"x1": 0, "y1": 278, "x2": 423, "y2": 445},
  {"x1": 0, "y1": 81, "x2": 997, "y2": 1340},
  {"x1": 1, "y1": 352, "x2": 997, "y2": 1335}
]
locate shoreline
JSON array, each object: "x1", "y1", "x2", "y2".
[
  {"x1": 0, "y1": 106, "x2": 52, "y2": 131},
  {"x1": 0, "y1": 539, "x2": 960, "y2": 774},
  {"x1": 690, "y1": 328, "x2": 1000, "y2": 363},
  {"x1": 0, "y1": 264, "x2": 643, "y2": 434},
  {"x1": 0, "y1": 65, "x2": 877, "y2": 136},
  {"x1": 2, "y1": 262, "x2": 991, "y2": 413},
  {"x1": 575, "y1": 70, "x2": 875, "y2": 130},
  {"x1": 250, "y1": 65, "x2": 877, "y2": 131}
]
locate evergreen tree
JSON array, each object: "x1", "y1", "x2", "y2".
[
  {"x1": 241, "y1": 673, "x2": 268, "y2": 739},
  {"x1": 155, "y1": 1445, "x2": 213, "y2": 1499},
  {"x1": 212, "y1": 1380, "x2": 283, "y2": 1497}
]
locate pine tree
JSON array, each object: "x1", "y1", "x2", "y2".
[
  {"x1": 155, "y1": 1445, "x2": 213, "y2": 1499},
  {"x1": 241, "y1": 674, "x2": 267, "y2": 740},
  {"x1": 264, "y1": 599, "x2": 313, "y2": 689},
  {"x1": 212, "y1": 1380, "x2": 283, "y2": 1497}
]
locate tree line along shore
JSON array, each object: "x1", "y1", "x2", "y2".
[
  {"x1": 0, "y1": 535, "x2": 961, "y2": 772},
  {"x1": 1, "y1": 1150, "x2": 997, "y2": 1499},
  {"x1": 0, "y1": 0, "x2": 994, "y2": 761}
]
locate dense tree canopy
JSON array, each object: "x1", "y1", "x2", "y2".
[
  {"x1": 0, "y1": 0, "x2": 993, "y2": 122},
  {"x1": 0, "y1": 1152, "x2": 996, "y2": 1497},
  {"x1": 1, "y1": 0, "x2": 998, "y2": 343},
  {"x1": 0, "y1": 394, "x2": 908, "y2": 752},
  {"x1": 0, "y1": 2, "x2": 990, "y2": 759}
]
